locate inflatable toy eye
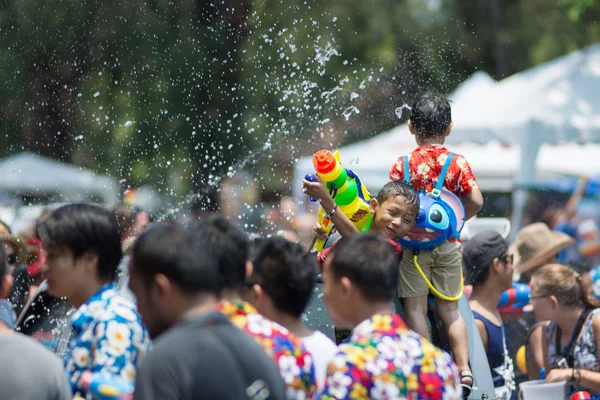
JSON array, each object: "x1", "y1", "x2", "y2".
[{"x1": 428, "y1": 204, "x2": 449, "y2": 231}]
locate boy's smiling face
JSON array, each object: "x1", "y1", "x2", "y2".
[{"x1": 369, "y1": 195, "x2": 417, "y2": 240}]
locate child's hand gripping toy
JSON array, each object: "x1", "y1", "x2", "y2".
[
  {"x1": 304, "y1": 149, "x2": 372, "y2": 252},
  {"x1": 396, "y1": 153, "x2": 466, "y2": 301}
]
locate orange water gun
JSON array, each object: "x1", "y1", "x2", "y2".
[{"x1": 304, "y1": 150, "x2": 372, "y2": 252}]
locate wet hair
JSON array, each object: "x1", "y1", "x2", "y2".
[
  {"x1": 187, "y1": 214, "x2": 249, "y2": 294},
  {"x1": 37, "y1": 204, "x2": 122, "y2": 282},
  {"x1": 532, "y1": 263, "x2": 600, "y2": 309},
  {"x1": 329, "y1": 234, "x2": 398, "y2": 302},
  {"x1": 410, "y1": 91, "x2": 452, "y2": 136},
  {"x1": 131, "y1": 224, "x2": 219, "y2": 294},
  {"x1": 376, "y1": 180, "x2": 419, "y2": 211},
  {"x1": 249, "y1": 237, "x2": 317, "y2": 318}
]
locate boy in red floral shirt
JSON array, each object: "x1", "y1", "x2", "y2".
[{"x1": 390, "y1": 91, "x2": 483, "y2": 396}]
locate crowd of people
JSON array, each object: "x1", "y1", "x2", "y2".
[{"x1": 0, "y1": 91, "x2": 597, "y2": 400}]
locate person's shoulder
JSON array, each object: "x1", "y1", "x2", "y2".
[{"x1": 1, "y1": 333, "x2": 64, "y2": 366}]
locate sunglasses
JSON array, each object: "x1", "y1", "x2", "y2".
[{"x1": 503, "y1": 253, "x2": 514, "y2": 265}]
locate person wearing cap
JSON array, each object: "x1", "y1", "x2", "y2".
[
  {"x1": 464, "y1": 231, "x2": 516, "y2": 400},
  {"x1": 511, "y1": 222, "x2": 576, "y2": 379}
]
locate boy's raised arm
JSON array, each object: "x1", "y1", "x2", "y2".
[{"x1": 302, "y1": 178, "x2": 359, "y2": 237}]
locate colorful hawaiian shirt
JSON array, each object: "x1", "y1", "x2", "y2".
[
  {"x1": 319, "y1": 313, "x2": 462, "y2": 400},
  {"x1": 390, "y1": 144, "x2": 479, "y2": 197},
  {"x1": 64, "y1": 283, "x2": 151, "y2": 398},
  {"x1": 217, "y1": 300, "x2": 317, "y2": 400}
]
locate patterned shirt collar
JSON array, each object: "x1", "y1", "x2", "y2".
[
  {"x1": 216, "y1": 300, "x2": 257, "y2": 317},
  {"x1": 71, "y1": 283, "x2": 116, "y2": 335},
  {"x1": 352, "y1": 312, "x2": 408, "y2": 338},
  {"x1": 415, "y1": 143, "x2": 446, "y2": 151}
]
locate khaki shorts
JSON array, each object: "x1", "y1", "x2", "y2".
[{"x1": 398, "y1": 241, "x2": 462, "y2": 298}]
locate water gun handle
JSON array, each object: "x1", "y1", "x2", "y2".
[
  {"x1": 81, "y1": 371, "x2": 134, "y2": 400},
  {"x1": 304, "y1": 174, "x2": 319, "y2": 203}
]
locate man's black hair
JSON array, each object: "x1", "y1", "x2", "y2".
[
  {"x1": 329, "y1": 234, "x2": 397, "y2": 302},
  {"x1": 376, "y1": 180, "x2": 419, "y2": 211},
  {"x1": 410, "y1": 91, "x2": 452, "y2": 136},
  {"x1": 187, "y1": 214, "x2": 249, "y2": 294},
  {"x1": 37, "y1": 204, "x2": 122, "y2": 281},
  {"x1": 131, "y1": 224, "x2": 219, "y2": 293},
  {"x1": 250, "y1": 237, "x2": 317, "y2": 318}
]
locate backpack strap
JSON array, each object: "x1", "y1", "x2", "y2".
[
  {"x1": 402, "y1": 155, "x2": 410, "y2": 183},
  {"x1": 433, "y1": 152, "x2": 455, "y2": 198},
  {"x1": 554, "y1": 307, "x2": 593, "y2": 368}
]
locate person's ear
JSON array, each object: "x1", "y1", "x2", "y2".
[
  {"x1": 340, "y1": 276, "x2": 352, "y2": 300},
  {"x1": 251, "y1": 284, "x2": 264, "y2": 305},
  {"x1": 491, "y1": 257, "x2": 503, "y2": 274},
  {"x1": 0, "y1": 274, "x2": 13, "y2": 298},
  {"x1": 152, "y1": 273, "x2": 172, "y2": 301},
  {"x1": 81, "y1": 251, "x2": 99, "y2": 274},
  {"x1": 445, "y1": 122, "x2": 453, "y2": 136},
  {"x1": 549, "y1": 295, "x2": 560, "y2": 309},
  {"x1": 369, "y1": 198, "x2": 380, "y2": 216},
  {"x1": 408, "y1": 120, "x2": 416, "y2": 135}
]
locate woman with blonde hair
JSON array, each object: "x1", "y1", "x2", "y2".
[{"x1": 530, "y1": 263, "x2": 600, "y2": 395}]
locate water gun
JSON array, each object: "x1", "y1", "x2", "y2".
[
  {"x1": 304, "y1": 149, "x2": 372, "y2": 252},
  {"x1": 78, "y1": 371, "x2": 134, "y2": 400},
  {"x1": 497, "y1": 282, "x2": 531, "y2": 317}
]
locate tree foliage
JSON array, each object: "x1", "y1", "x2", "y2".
[{"x1": 0, "y1": 0, "x2": 598, "y2": 205}]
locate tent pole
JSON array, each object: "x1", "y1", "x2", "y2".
[{"x1": 509, "y1": 122, "x2": 543, "y2": 242}]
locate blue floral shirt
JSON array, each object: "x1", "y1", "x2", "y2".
[{"x1": 64, "y1": 283, "x2": 150, "y2": 398}]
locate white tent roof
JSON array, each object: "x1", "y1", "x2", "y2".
[
  {"x1": 0, "y1": 152, "x2": 119, "y2": 204},
  {"x1": 453, "y1": 44, "x2": 600, "y2": 143},
  {"x1": 294, "y1": 45, "x2": 600, "y2": 201}
]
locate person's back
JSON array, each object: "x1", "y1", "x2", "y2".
[
  {"x1": 319, "y1": 234, "x2": 462, "y2": 399},
  {"x1": 134, "y1": 311, "x2": 286, "y2": 400},
  {"x1": 464, "y1": 231, "x2": 517, "y2": 399},
  {"x1": 388, "y1": 91, "x2": 483, "y2": 395},
  {"x1": 0, "y1": 333, "x2": 72, "y2": 400}
]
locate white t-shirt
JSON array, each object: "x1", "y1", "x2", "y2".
[{"x1": 302, "y1": 331, "x2": 338, "y2": 390}]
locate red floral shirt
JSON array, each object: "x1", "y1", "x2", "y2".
[
  {"x1": 389, "y1": 144, "x2": 479, "y2": 198},
  {"x1": 319, "y1": 313, "x2": 462, "y2": 400},
  {"x1": 217, "y1": 300, "x2": 317, "y2": 399}
]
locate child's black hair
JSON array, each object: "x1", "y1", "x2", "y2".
[
  {"x1": 410, "y1": 91, "x2": 452, "y2": 137},
  {"x1": 376, "y1": 180, "x2": 419, "y2": 211}
]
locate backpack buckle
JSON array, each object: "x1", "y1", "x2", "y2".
[{"x1": 431, "y1": 188, "x2": 441, "y2": 198}]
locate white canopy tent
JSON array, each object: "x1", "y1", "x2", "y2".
[
  {"x1": 0, "y1": 152, "x2": 119, "y2": 205},
  {"x1": 293, "y1": 44, "x2": 600, "y2": 235}
]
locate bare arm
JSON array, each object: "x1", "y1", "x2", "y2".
[
  {"x1": 462, "y1": 189, "x2": 484, "y2": 220},
  {"x1": 302, "y1": 178, "x2": 359, "y2": 237},
  {"x1": 527, "y1": 323, "x2": 547, "y2": 379},
  {"x1": 563, "y1": 176, "x2": 588, "y2": 222},
  {"x1": 474, "y1": 319, "x2": 489, "y2": 351}
]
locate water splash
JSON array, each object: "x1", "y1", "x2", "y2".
[{"x1": 395, "y1": 104, "x2": 412, "y2": 120}]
